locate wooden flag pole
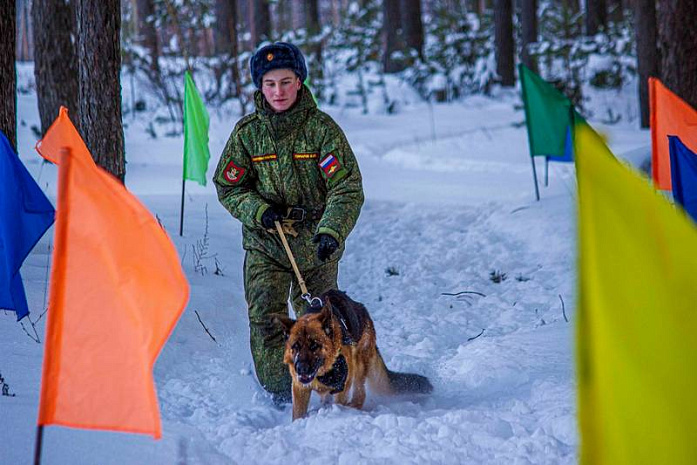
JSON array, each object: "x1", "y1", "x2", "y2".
[
  {"x1": 530, "y1": 156, "x2": 541, "y2": 201},
  {"x1": 34, "y1": 425, "x2": 44, "y2": 465},
  {"x1": 179, "y1": 179, "x2": 186, "y2": 236}
]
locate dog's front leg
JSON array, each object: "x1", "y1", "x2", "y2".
[
  {"x1": 349, "y1": 359, "x2": 367, "y2": 409},
  {"x1": 320, "y1": 391, "x2": 333, "y2": 406},
  {"x1": 291, "y1": 383, "x2": 311, "y2": 421}
]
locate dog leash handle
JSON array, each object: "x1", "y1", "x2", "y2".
[
  {"x1": 275, "y1": 221, "x2": 308, "y2": 294},
  {"x1": 275, "y1": 221, "x2": 324, "y2": 310}
]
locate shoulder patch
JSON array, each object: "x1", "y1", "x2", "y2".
[
  {"x1": 319, "y1": 153, "x2": 341, "y2": 178},
  {"x1": 222, "y1": 159, "x2": 245, "y2": 183}
]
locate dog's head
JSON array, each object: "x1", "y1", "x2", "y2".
[{"x1": 273, "y1": 301, "x2": 338, "y2": 386}]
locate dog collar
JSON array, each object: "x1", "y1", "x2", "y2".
[
  {"x1": 307, "y1": 302, "x2": 355, "y2": 345},
  {"x1": 316, "y1": 354, "x2": 348, "y2": 394}
]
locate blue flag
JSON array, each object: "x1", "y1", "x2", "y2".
[
  {"x1": 0, "y1": 131, "x2": 55, "y2": 320},
  {"x1": 669, "y1": 136, "x2": 697, "y2": 223},
  {"x1": 546, "y1": 125, "x2": 575, "y2": 165}
]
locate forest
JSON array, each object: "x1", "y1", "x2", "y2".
[{"x1": 1, "y1": 0, "x2": 695, "y2": 181}]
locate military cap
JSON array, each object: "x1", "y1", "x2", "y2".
[{"x1": 250, "y1": 42, "x2": 308, "y2": 89}]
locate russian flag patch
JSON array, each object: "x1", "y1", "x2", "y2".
[{"x1": 319, "y1": 153, "x2": 340, "y2": 178}]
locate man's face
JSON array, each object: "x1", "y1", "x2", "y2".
[{"x1": 261, "y1": 68, "x2": 302, "y2": 113}]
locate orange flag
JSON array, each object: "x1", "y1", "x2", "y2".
[
  {"x1": 36, "y1": 107, "x2": 189, "y2": 438},
  {"x1": 649, "y1": 78, "x2": 697, "y2": 190}
]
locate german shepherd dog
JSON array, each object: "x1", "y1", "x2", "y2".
[{"x1": 274, "y1": 290, "x2": 433, "y2": 420}]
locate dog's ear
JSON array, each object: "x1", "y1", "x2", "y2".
[
  {"x1": 270, "y1": 313, "x2": 295, "y2": 340},
  {"x1": 320, "y1": 298, "x2": 333, "y2": 337}
]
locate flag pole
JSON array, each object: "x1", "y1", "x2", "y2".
[
  {"x1": 519, "y1": 64, "x2": 541, "y2": 202},
  {"x1": 530, "y1": 156, "x2": 541, "y2": 201},
  {"x1": 179, "y1": 178, "x2": 185, "y2": 236},
  {"x1": 33, "y1": 425, "x2": 44, "y2": 465}
]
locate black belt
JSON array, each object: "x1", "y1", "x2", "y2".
[{"x1": 283, "y1": 206, "x2": 324, "y2": 222}]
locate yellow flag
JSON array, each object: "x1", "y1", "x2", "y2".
[{"x1": 575, "y1": 122, "x2": 697, "y2": 465}]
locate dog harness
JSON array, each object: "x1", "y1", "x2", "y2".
[
  {"x1": 307, "y1": 299, "x2": 362, "y2": 346},
  {"x1": 316, "y1": 354, "x2": 348, "y2": 394}
]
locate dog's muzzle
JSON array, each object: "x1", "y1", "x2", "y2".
[{"x1": 295, "y1": 358, "x2": 322, "y2": 385}]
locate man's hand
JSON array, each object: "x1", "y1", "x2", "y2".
[
  {"x1": 313, "y1": 234, "x2": 339, "y2": 261},
  {"x1": 261, "y1": 206, "x2": 284, "y2": 229}
]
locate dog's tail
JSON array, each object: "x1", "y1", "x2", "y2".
[{"x1": 368, "y1": 348, "x2": 433, "y2": 395}]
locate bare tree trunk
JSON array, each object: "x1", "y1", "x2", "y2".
[
  {"x1": 215, "y1": 0, "x2": 246, "y2": 113},
  {"x1": 495, "y1": 0, "x2": 515, "y2": 86},
  {"x1": 135, "y1": 0, "x2": 159, "y2": 73},
  {"x1": 290, "y1": 0, "x2": 303, "y2": 30},
  {"x1": 304, "y1": 0, "x2": 323, "y2": 98},
  {"x1": 585, "y1": 0, "x2": 607, "y2": 35},
  {"x1": 634, "y1": 0, "x2": 659, "y2": 128},
  {"x1": 275, "y1": 0, "x2": 291, "y2": 32},
  {"x1": 400, "y1": 0, "x2": 424, "y2": 60},
  {"x1": 33, "y1": 0, "x2": 79, "y2": 136},
  {"x1": 658, "y1": 0, "x2": 697, "y2": 110},
  {"x1": 305, "y1": 0, "x2": 320, "y2": 35},
  {"x1": 331, "y1": 0, "x2": 343, "y2": 26},
  {"x1": 0, "y1": 0, "x2": 16, "y2": 150},
  {"x1": 520, "y1": 0, "x2": 538, "y2": 73},
  {"x1": 607, "y1": 0, "x2": 623, "y2": 22},
  {"x1": 215, "y1": 0, "x2": 235, "y2": 54},
  {"x1": 383, "y1": 0, "x2": 404, "y2": 73},
  {"x1": 76, "y1": 0, "x2": 126, "y2": 183},
  {"x1": 17, "y1": 0, "x2": 33, "y2": 61},
  {"x1": 249, "y1": 0, "x2": 271, "y2": 46}
]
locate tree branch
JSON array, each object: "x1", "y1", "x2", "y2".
[
  {"x1": 559, "y1": 294, "x2": 568, "y2": 322},
  {"x1": 442, "y1": 290, "x2": 486, "y2": 297},
  {"x1": 194, "y1": 310, "x2": 217, "y2": 344}
]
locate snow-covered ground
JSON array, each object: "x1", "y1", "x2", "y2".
[{"x1": 2, "y1": 64, "x2": 649, "y2": 464}]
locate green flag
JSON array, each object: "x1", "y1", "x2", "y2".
[
  {"x1": 304, "y1": 77, "x2": 318, "y2": 105},
  {"x1": 183, "y1": 71, "x2": 210, "y2": 186},
  {"x1": 519, "y1": 64, "x2": 576, "y2": 159}
]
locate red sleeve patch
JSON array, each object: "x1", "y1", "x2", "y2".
[
  {"x1": 223, "y1": 160, "x2": 245, "y2": 183},
  {"x1": 319, "y1": 153, "x2": 341, "y2": 178}
]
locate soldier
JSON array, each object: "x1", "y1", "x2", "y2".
[{"x1": 213, "y1": 42, "x2": 364, "y2": 406}]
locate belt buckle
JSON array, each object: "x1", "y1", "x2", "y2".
[{"x1": 286, "y1": 206, "x2": 306, "y2": 222}]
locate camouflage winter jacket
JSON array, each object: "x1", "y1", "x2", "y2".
[{"x1": 213, "y1": 85, "x2": 364, "y2": 270}]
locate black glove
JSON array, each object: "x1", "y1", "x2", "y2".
[
  {"x1": 313, "y1": 234, "x2": 339, "y2": 262},
  {"x1": 261, "y1": 206, "x2": 284, "y2": 229}
]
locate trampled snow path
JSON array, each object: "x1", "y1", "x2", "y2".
[
  {"x1": 3, "y1": 72, "x2": 649, "y2": 463},
  {"x1": 150, "y1": 194, "x2": 578, "y2": 465}
]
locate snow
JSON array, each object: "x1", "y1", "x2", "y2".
[{"x1": 1, "y1": 62, "x2": 649, "y2": 464}]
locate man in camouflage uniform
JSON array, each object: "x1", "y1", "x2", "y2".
[{"x1": 213, "y1": 42, "x2": 364, "y2": 404}]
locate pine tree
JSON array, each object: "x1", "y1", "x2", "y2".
[
  {"x1": 658, "y1": 0, "x2": 697, "y2": 110},
  {"x1": 32, "y1": 0, "x2": 79, "y2": 135},
  {"x1": 383, "y1": 0, "x2": 405, "y2": 73},
  {"x1": 494, "y1": 0, "x2": 514, "y2": 86},
  {"x1": 0, "y1": 0, "x2": 16, "y2": 149},
  {"x1": 135, "y1": 0, "x2": 160, "y2": 73},
  {"x1": 400, "y1": 0, "x2": 424, "y2": 60},
  {"x1": 585, "y1": 0, "x2": 607, "y2": 35},
  {"x1": 77, "y1": 0, "x2": 126, "y2": 182},
  {"x1": 634, "y1": 0, "x2": 660, "y2": 128},
  {"x1": 520, "y1": 0, "x2": 538, "y2": 73},
  {"x1": 250, "y1": 0, "x2": 271, "y2": 46}
]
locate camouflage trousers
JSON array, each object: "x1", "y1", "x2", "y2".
[{"x1": 244, "y1": 248, "x2": 338, "y2": 398}]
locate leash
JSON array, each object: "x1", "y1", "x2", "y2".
[{"x1": 274, "y1": 221, "x2": 324, "y2": 309}]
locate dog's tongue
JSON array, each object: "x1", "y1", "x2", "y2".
[{"x1": 298, "y1": 374, "x2": 314, "y2": 384}]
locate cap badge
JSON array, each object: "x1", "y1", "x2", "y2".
[{"x1": 266, "y1": 53, "x2": 274, "y2": 61}]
